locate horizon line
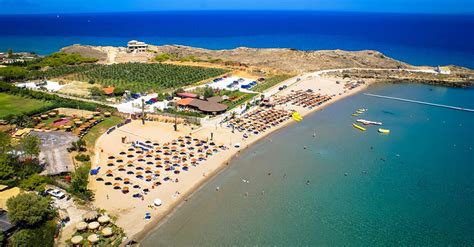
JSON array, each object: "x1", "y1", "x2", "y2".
[{"x1": 1, "y1": 9, "x2": 473, "y2": 16}]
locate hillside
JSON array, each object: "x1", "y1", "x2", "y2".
[{"x1": 62, "y1": 44, "x2": 411, "y2": 73}]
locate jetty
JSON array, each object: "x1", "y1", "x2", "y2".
[{"x1": 364, "y1": 93, "x2": 474, "y2": 113}]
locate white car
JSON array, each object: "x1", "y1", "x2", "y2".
[{"x1": 47, "y1": 189, "x2": 65, "y2": 199}]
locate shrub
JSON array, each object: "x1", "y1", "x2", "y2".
[
  {"x1": 75, "y1": 154, "x2": 90, "y2": 162},
  {"x1": 9, "y1": 219, "x2": 57, "y2": 247},
  {"x1": 18, "y1": 174, "x2": 49, "y2": 192}
]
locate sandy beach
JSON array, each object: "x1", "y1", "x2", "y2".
[{"x1": 88, "y1": 71, "x2": 372, "y2": 242}]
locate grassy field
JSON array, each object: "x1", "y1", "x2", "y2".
[
  {"x1": 0, "y1": 93, "x2": 53, "y2": 118},
  {"x1": 252, "y1": 74, "x2": 294, "y2": 92},
  {"x1": 83, "y1": 116, "x2": 123, "y2": 149}
]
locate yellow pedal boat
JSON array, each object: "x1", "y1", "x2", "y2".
[
  {"x1": 352, "y1": 123, "x2": 366, "y2": 131},
  {"x1": 378, "y1": 128, "x2": 390, "y2": 134}
]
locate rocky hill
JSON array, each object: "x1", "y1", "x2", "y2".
[{"x1": 61, "y1": 44, "x2": 411, "y2": 73}]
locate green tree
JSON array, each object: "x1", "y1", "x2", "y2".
[
  {"x1": 9, "y1": 114, "x2": 32, "y2": 128},
  {"x1": 203, "y1": 87, "x2": 214, "y2": 98},
  {"x1": 89, "y1": 87, "x2": 104, "y2": 97},
  {"x1": 19, "y1": 174, "x2": 48, "y2": 192},
  {"x1": 0, "y1": 132, "x2": 12, "y2": 156},
  {"x1": 13, "y1": 158, "x2": 42, "y2": 181},
  {"x1": 19, "y1": 135, "x2": 41, "y2": 159},
  {"x1": 71, "y1": 139, "x2": 86, "y2": 152},
  {"x1": 0, "y1": 66, "x2": 28, "y2": 82},
  {"x1": 6, "y1": 193, "x2": 52, "y2": 226},
  {"x1": 113, "y1": 86, "x2": 126, "y2": 96},
  {"x1": 0, "y1": 157, "x2": 15, "y2": 184},
  {"x1": 9, "y1": 219, "x2": 56, "y2": 247},
  {"x1": 7, "y1": 48, "x2": 13, "y2": 58},
  {"x1": 69, "y1": 164, "x2": 93, "y2": 201}
]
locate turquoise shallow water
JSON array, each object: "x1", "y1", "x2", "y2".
[{"x1": 141, "y1": 83, "x2": 474, "y2": 246}]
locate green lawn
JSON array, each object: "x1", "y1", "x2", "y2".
[
  {"x1": 83, "y1": 116, "x2": 123, "y2": 148},
  {"x1": 0, "y1": 93, "x2": 53, "y2": 118},
  {"x1": 252, "y1": 74, "x2": 294, "y2": 92}
]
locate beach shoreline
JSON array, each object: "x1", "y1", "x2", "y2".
[
  {"x1": 129, "y1": 75, "x2": 372, "y2": 244},
  {"x1": 133, "y1": 85, "x2": 370, "y2": 244},
  {"x1": 87, "y1": 70, "x2": 374, "y2": 245}
]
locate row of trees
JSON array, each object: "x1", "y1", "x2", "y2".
[
  {"x1": 28, "y1": 52, "x2": 98, "y2": 68},
  {"x1": 68, "y1": 63, "x2": 228, "y2": 92},
  {"x1": 0, "y1": 52, "x2": 99, "y2": 82}
]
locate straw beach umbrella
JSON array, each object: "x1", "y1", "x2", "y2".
[
  {"x1": 88, "y1": 221, "x2": 100, "y2": 230},
  {"x1": 76, "y1": 221, "x2": 88, "y2": 231},
  {"x1": 71, "y1": 236, "x2": 83, "y2": 245},
  {"x1": 82, "y1": 211, "x2": 98, "y2": 222},
  {"x1": 102, "y1": 227, "x2": 113, "y2": 237},
  {"x1": 98, "y1": 215, "x2": 110, "y2": 224},
  {"x1": 87, "y1": 234, "x2": 99, "y2": 244}
]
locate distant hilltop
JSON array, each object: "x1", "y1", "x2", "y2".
[
  {"x1": 60, "y1": 43, "x2": 474, "y2": 87},
  {"x1": 61, "y1": 43, "x2": 412, "y2": 73}
]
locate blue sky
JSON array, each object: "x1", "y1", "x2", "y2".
[{"x1": 0, "y1": 0, "x2": 473, "y2": 14}]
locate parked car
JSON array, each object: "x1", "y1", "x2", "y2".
[{"x1": 46, "y1": 189, "x2": 65, "y2": 199}]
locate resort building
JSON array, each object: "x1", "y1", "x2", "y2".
[
  {"x1": 176, "y1": 96, "x2": 228, "y2": 114},
  {"x1": 435, "y1": 66, "x2": 451, "y2": 75},
  {"x1": 127, "y1": 40, "x2": 148, "y2": 53}
]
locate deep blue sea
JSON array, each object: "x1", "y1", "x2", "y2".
[
  {"x1": 142, "y1": 83, "x2": 474, "y2": 246},
  {"x1": 0, "y1": 11, "x2": 473, "y2": 68}
]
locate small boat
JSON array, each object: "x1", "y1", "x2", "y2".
[
  {"x1": 378, "y1": 128, "x2": 390, "y2": 134},
  {"x1": 352, "y1": 123, "x2": 366, "y2": 131},
  {"x1": 352, "y1": 113, "x2": 359, "y2": 117}
]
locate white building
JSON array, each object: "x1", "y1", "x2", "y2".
[
  {"x1": 127, "y1": 40, "x2": 148, "y2": 53},
  {"x1": 435, "y1": 66, "x2": 451, "y2": 75}
]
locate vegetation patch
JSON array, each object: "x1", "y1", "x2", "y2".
[
  {"x1": 66, "y1": 63, "x2": 228, "y2": 92},
  {"x1": 252, "y1": 74, "x2": 294, "y2": 92},
  {"x1": 0, "y1": 92, "x2": 53, "y2": 118},
  {"x1": 82, "y1": 116, "x2": 122, "y2": 148}
]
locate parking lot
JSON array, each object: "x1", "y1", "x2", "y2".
[{"x1": 30, "y1": 131, "x2": 78, "y2": 175}]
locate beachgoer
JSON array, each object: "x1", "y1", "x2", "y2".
[
  {"x1": 245, "y1": 192, "x2": 249, "y2": 197},
  {"x1": 106, "y1": 194, "x2": 109, "y2": 200},
  {"x1": 216, "y1": 186, "x2": 220, "y2": 191},
  {"x1": 306, "y1": 180, "x2": 310, "y2": 185}
]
